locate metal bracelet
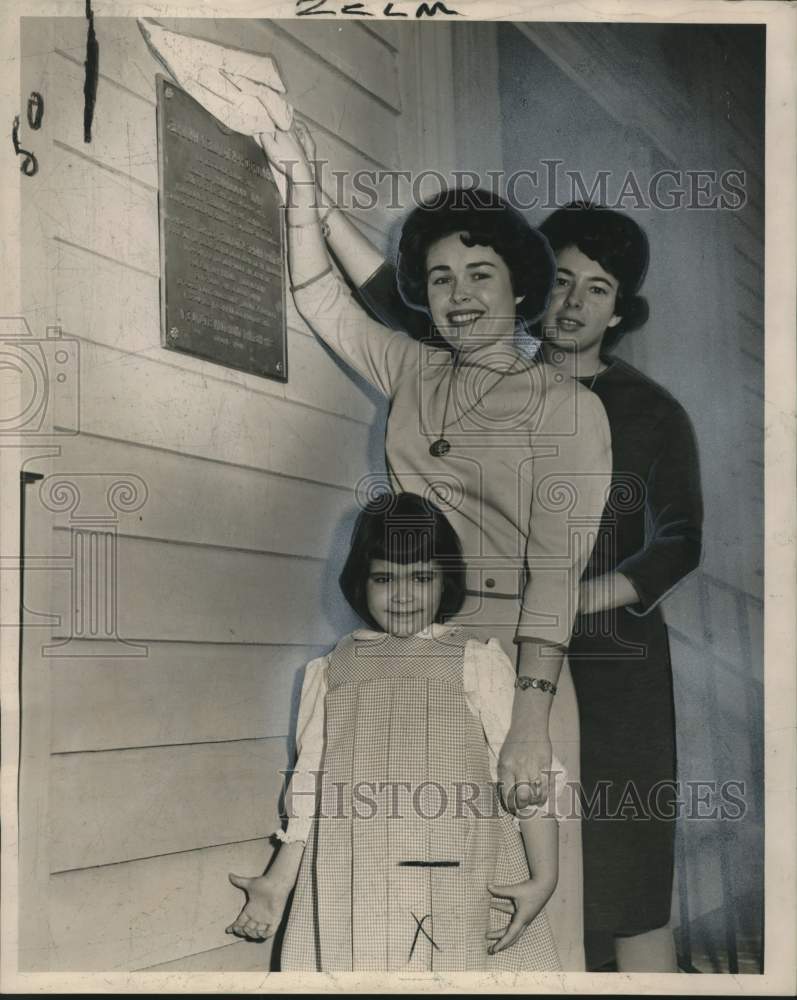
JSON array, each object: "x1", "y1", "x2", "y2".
[
  {"x1": 286, "y1": 217, "x2": 320, "y2": 230},
  {"x1": 515, "y1": 676, "x2": 557, "y2": 695},
  {"x1": 289, "y1": 264, "x2": 333, "y2": 293}
]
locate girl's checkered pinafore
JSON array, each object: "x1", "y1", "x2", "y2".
[{"x1": 280, "y1": 630, "x2": 560, "y2": 972}]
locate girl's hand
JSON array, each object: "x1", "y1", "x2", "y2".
[
  {"x1": 226, "y1": 872, "x2": 289, "y2": 941},
  {"x1": 486, "y1": 878, "x2": 557, "y2": 955}
]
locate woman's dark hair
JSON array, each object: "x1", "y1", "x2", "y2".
[
  {"x1": 396, "y1": 187, "x2": 556, "y2": 328},
  {"x1": 339, "y1": 491, "x2": 466, "y2": 630},
  {"x1": 538, "y1": 201, "x2": 650, "y2": 350}
]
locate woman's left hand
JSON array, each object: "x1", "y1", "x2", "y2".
[
  {"x1": 498, "y1": 733, "x2": 552, "y2": 812},
  {"x1": 486, "y1": 878, "x2": 557, "y2": 954}
]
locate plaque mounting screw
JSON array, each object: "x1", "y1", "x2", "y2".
[
  {"x1": 169, "y1": 327, "x2": 179, "y2": 340},
  {"x1": 165, "y1": 87, "x2": 174, "y2": 99},
  {"x1": 275, "y1": 361, "x2": 283, "y2": 373}
]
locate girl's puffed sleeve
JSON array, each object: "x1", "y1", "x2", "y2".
[
  {"x1": 462, "y1": 638, "x2": 569, "y2": 817},
  {"x1": 516, "y1": 382, "x2": 612, "y2": 647},
  {"x1": 275, "y1": 655, "x2": 328, "y2": 845},
  {"x1": 291, "y1": 269, "x2": 417, "y2": 398}
]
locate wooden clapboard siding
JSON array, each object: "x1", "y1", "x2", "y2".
[
  {"x1": 18, "y1": 493, "x2": 57, "y2": 967},
  {"x1": 40, "y1": 841, "x2": 274, "y2": 972},
  {"x1": 48, "y1": 535, "x2": 352, "y2": 645},
  {"x1": 57, "y1": 340, "x2": 375, "y2": 484},
  {"x1": 50, "y1": 642, "x2": 320, "y2": 753},
  {"x1": 41, "y1": 433, "x2": 359, "y2": 557},
  {"x1": 144, "y1": 940, "x2": 269, "y2": 972},
  {"x1": 43, "y1": 144, "x2": 160, "y2": 274},
  {"x1": 715, "y1": 34, "x2": 763, "y2": 600},
  {"x1": 266, "y1": 18, "x2": 401, "y2": 113},
  {"x1": 356, "y1": 18, "x2": 400, "y2": 52},
  {"x1": 50, "y1": 738, "x2": 288, "y2": 872}
]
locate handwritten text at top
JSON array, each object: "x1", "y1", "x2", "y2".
[{"x1": 296, "y1": 1, "x2": 461, "y2": 17}]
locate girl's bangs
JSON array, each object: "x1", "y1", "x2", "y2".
[{"x1": 370, "y1": 526, "x2": 437, "y2": 565}]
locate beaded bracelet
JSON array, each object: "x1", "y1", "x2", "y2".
[{"x1": 515, "y1": 676, "x2": 558, "y2": 695}]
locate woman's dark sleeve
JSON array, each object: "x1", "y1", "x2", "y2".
[
  {"x1": 618, "y1": 403, "x2": 704, "y2": 615},
  {"x1": 357, "y1": 261, "x2": 432, "y2": 342}
]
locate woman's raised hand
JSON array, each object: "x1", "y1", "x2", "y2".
[
  {"x1": 226, "y1": 872, "x2": 288, "y2": 941},
  {"x1": 257, "y1": 126, "x2": 313, "y2": 181}
]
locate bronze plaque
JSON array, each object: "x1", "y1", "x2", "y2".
[{"x1": 156, "y1": 76, "x2": 287, "y2": 381}]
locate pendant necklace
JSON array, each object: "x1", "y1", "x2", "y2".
[
  {"x1": 585, "y1": 361, "x2": 609, "y2": 391},
  {"x1": 429, "y1": 362, "x2": 456, "y2": 456},
  {"x1": 429, "y1": 438, "x2": 452, "y2": 458},
  {"x1": 428, "y1": 352, "x2": 526, "y2": 458}
]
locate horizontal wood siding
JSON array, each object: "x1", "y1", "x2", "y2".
[
  {"x1": 40, "y1": 841, "x2": 274, "y2": 971},
  {"x1": 48, "y1": 535, "x2": 353, "y2": 645},
  {"x1": 50, "y1": 739, "x2": 288, "y2": 872},
  {"x1": 50, "y1": 642, "x2": 318, "y2": 753}
]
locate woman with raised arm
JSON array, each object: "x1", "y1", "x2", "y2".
[
  {"x1": 316, "y1": 170, "x2": 703, "y2": 972},
  {"x1": 259, "y1": 127, "x2": 613, "y2": 970}
]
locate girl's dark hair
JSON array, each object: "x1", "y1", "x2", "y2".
[
  {"x1": 339, "y1": 491, "x2": 466, "y2": 631},
  {"x1": 396, "y1": 187, "x2": 556, "y2": 328},
  {"x1": 538, "y1": 201, "x2": 650, "y2": 351}
]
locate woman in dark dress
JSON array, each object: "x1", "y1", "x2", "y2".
[
  {"x1": 317, "y1": 189, "x2": 702, "y2": 971},
  {"x1": 536, "y1": 204, "x2": 703, "y2": 971}
]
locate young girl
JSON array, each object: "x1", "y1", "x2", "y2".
[{"x1": 227, "y1": 492, "x2": 565, "y2": 972}]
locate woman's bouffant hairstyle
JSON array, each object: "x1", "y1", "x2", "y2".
[
  {"x1": 539, "y1": 201, "x2": 650, "y2": 351},
  {"x1": 339, "y1": 491, "x2": 466, "y2": 631},
  {"x1": 396, "y1": 187, "x2": 556, "y2": 328}
]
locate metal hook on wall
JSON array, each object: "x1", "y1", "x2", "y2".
[
  {"x1": 12, "y1": 114, "x2": 38, "y2": 177},
  {"x1": 27, "y1": 91, "x2": 44, "y2": 130}
]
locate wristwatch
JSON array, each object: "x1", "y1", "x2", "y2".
[{"x1": 515, "y1": 676, "x2": 557, "y2": 695}]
